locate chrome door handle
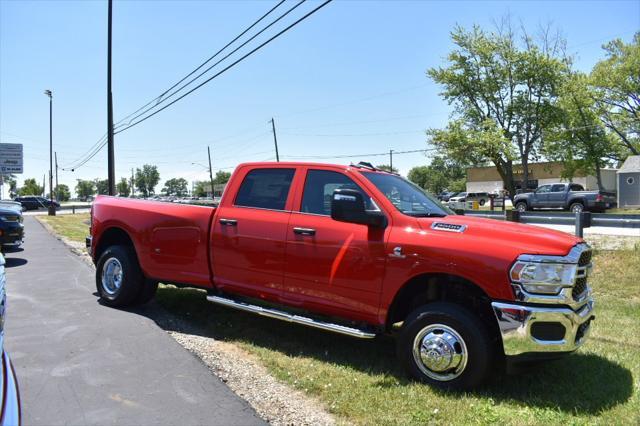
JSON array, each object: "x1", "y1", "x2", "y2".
[
  {"x1": 293, "y1": 227, "x2": 316, "y2": 236},
  {"x1": 219, "y1": 218, "x2": 238, "y2": 226}
]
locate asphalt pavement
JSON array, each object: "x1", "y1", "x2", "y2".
[{"x1": 4, "y1": 217, "x2": 264, "y2": 426}]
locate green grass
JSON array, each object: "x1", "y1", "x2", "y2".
[
  {"x1": 38, "y1": 213, "x2": 639, "y2": 424},
  {"x1": 37, "y1": 213, "x2": 90, "y2": 244}
]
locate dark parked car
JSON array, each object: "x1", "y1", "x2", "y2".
[
  {"x1": 513, "y1": 183, "x2": 616, "y2": 213},
  {"x1": 15, "y1": 196, "x2": 60, "y2": 211},
  {"x1": 0, "y1": 253, "x2": 21, "y2": 425},
  {"x1": 0, "y1": 207, "x2": 24, "y2": 252}
]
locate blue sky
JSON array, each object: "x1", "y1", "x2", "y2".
[{"x1": 1, "y1": 0, "x2": 638, "y2": 196}]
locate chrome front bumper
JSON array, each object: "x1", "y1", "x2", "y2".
[{"x1": 491, "y1": 297, "x2": 595, "y2": 356}]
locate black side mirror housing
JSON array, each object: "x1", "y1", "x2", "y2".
[{"x1": 331, "y1": 188, "x2": 386, "y2": 228}]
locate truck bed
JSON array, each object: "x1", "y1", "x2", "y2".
[{"x1": 92, "y1": 197, "x2": 216, "y2": 287}]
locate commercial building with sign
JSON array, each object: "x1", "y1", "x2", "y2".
[{"x1": 466, "y1": 161, "x2": 618, "y2": 193}]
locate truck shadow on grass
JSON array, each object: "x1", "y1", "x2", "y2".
[{"x1": 137, "y1": 286, "x2": 633, "y2": 415}]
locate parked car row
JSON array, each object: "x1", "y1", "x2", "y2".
[{"x1": 14, "y1": 196, "x2": 60, "y2": 211}]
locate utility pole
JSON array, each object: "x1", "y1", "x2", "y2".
[
  {"x1": 42, "y1": 174, "x2": 45, "y2": 197},
  {"x1": 107, "y1": 0, "x2": 116, "y2": 195},
  {"x1": 207, "y1": 146, "x2": 215, "y2": 198},
  {"x1": 270, "y1": 118, "x2": 280, "y2": 162},
  {"x1": 389, "y1": 149, "x2": 394, "y2": 172},
  {"x1": 44, "y1": 90, "x2": 55, "y2": 215},
  {"x1": 130, "y1": 168, "x2": 135, "y2": 197},
  {"x1": 54, "y1": 152, "x2": 59, "y2": 201}
]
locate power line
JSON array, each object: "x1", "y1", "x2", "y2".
[
  {"x1": 114, "y1": 0, "x2": 333, "y2": 134},
  {"x1": 281, "y1": 130, "x2": 424, "y2": 137},
  {"x1": 64, "y1": 0, "x2": 333, "y2": 171},
  {"x1": 282, "y1": 148, "x2": 436, "y2": 160},
  {"x1": 113, "y1": 0, "x2": 287, "y2": 128}
]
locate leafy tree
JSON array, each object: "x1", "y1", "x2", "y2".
[
  {"x1": 193, "y1": 181, "x2": 209, "y2": 197},
  {"x1": 18, "y1": 178, "x2": 43, "y2": 196},
  {"x1": 162, "y1": 178, "x2": 189, "y2": 197},
  {"x1": 213, "y1": 171, "x2": 231, "y2": 185},
  {"x1": 1, "y1": 174, "x2": 17, "y2": 198},
  {"x1": 427, "y1": 21, "x2": 569, "y2": 197},
  {"x1": 75, "y1": 179, "x2": 96, "y2": 201},
  {"x1": 116, "y1": 178, "x2": 131, "y2": 197},
  {"x1": 407, "y1": 156, "x2": 467, "y2": 195},
  {"x1": 591, "y1": 33, "x2": 640, "y2": 156},
  {"x1": 375, "y1": 164, "x2": 399, "y2": 173},
  {"x1": 54, "y1": 184, "x2": 71, "y2": 202},
  {"x1": 544, "y1": 72, "x2": 617, "y2": 189},
  {"x1": 95, "y1": 179, "x2": 109, "y2": 195},
  {"x1": 135, "y1": 164, "x2": 160, "y2": 198}
]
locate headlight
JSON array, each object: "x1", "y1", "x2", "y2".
[{"x1": 510, "y1": 261, "x2": 577, "y2": 294}]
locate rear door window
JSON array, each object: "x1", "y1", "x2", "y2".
[
  {"x1": 234, "y1": 168, "x2": 295, "y2": 211},
  {"x1": 551, "y1": 184, "x2": 566, "y2": 192}
]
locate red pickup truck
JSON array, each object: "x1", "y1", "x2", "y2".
[{"x1": 88, "y1": 162, "x2": 595, "y2": 390}]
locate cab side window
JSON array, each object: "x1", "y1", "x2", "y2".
[
  {"x1": 301, "y1": 170, "x2": 371, "y2": 216},
  {"x1": 551, "y1": 184, "x2": 566, "y2": 192},
  {"x1": 234, "y1": 168, "x2": 295, "y2": 211}
]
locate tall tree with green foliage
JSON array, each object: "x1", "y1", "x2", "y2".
[
  {"x1": 591, "y1": 33, "x2": 640, "y2": 156},
  {"x1": 427, "y1": 21, "x2": 569, "y2": 197},
  {"x1": 75, "y1": 179, "x2": 95, "y2": 201},
  {"x1": 95, "y1": 179, "x2": 109, "y2": 195},
  {"x1": 162, "y1": 178, "x2": 189, "y2": 197},
  {"x1": 18, "y1": 178, "x2": 44, "y2": 196},
  {"x1": 54, "y1": 184, "x2": 71, "y2": 202},
  {"x1": 135, "y1": 164, "x2": 160, "y2": 198},
  {"x1": 193, "y1": 181, "x2": 209, "y2": 197},
  {"x1": 213, "y1": 171, "x2": 232, "y2": 184},
  {"x1": 116, "y1": 178, "x2": 131, "y2": 197},
  {"x1": 407, "y1": 156, "x2": 467, "y2": 194},
  {"x1": 544, "y1": 72, "x2": 617, "y2": 189}
]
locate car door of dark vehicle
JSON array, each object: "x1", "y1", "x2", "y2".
[
  {"x1": 532, "y1": 185, "x2": 551, "y2": 208},
  {"x1": 547, "y1": 184, "x2": 567, "y2": 207}
]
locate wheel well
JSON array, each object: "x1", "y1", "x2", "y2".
[
  {"x1": 95, "y1": 227, "x2": 135, "y2": 261},
  {"x1": 386, "y1": 274, "x2": 500, "y2": 344},
  {"x1": 570, "y1": 199, "x2": 584, "y2": 206}
]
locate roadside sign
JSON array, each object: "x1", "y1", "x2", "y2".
[{"x1": 0, "y1": 143, "x2": 23, "y2": 173}]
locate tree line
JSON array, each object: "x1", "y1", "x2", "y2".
[{"x1": 8, "y1": 165, "x2": 232, "y2": 201}]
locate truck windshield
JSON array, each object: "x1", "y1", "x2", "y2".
[{"x1": 361, "y1": 172, "x2": 453, "y2": 217}]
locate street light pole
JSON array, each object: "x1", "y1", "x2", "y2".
[
  {"x1": 107, "y1": 0, "x2": 116, "y2": 195},
  {"x1": 207, "y1": 146, "x2": 215, "y2": 198},
  {"x1": 44, "y1": 90, "x2": 56, "y2": 216}
]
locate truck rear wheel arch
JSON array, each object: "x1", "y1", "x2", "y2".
[
  {"x1": 95, "y1": 227, "x2": 136, "y2": 263},
  {"x1": 386, "y1": 274, "x2": 501, "y2": 351}
]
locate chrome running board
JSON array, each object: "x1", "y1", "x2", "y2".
[{"x1": 206, "y1": 295, "x2": 377, "y2": 339}]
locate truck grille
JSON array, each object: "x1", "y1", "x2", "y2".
[
  {"x1": 573, "y1": 246, "x2": 592, "y2": 301},
  {"x1": 572, "y1": 277, "x2": 588, "y2": 300}
]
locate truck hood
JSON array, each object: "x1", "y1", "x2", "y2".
[{"x1": 416, "y1": 214, "x2": 581, "y2": 257}]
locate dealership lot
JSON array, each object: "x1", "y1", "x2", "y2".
[{"x1": 3, "y1": 217, "x2": 264, "y2": 426}]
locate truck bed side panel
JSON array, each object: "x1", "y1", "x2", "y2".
[{"x1": 92, "y1": 197, "x2": 215, "y2": 287}]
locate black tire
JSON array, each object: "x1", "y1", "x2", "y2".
[
  {"x1": 134, "y1": 279, "x2": 159, "y2": 305},
  {"x1": 96, "y1": 245, "x2": 144, "y2": 307},
  {"x1": 397, "y1": 302, "x2": 493, "y2": 391},
  {"x1": 515, "y1": 201, "x2": 528, "y2": 212},
  {"x1": 569, "y1": 202, "x2": 584, "y2": 213}
]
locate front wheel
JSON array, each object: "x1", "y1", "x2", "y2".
[
  {"x1": 515, "y1": 202, "x2": 528, "y2": 212},
  {"x1": 397, "y1": 302, "x2": 493, "y2": 391}
]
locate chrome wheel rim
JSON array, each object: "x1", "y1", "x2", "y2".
[
  {"x1": 101, "y1": 257, "x2": 123, "y2": 296},
  {"x1": 412, "y1": 324, "x2": 468, "y2": 382},
  {"x1": 517, "y1": 204, "x2": 526, "y2": 212},
  {"x1": 572, "y1": 204, "x2": 583, "y2": 213}
]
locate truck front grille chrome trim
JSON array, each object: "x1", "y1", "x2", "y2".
[{"x1": 206, "y1": 295, "x2": 377, "y2": 339}]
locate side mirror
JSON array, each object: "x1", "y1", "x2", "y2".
[{"x1": 330, "y1": 188, "x2": 386, "y2": 228}]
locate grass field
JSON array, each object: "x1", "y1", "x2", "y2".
[
  {"x1": 37, "y1": 213, "x2": 90, "y2": 243},
  {"x1": 37, "y1": 214, "x2": 639, "y2": 425}
]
